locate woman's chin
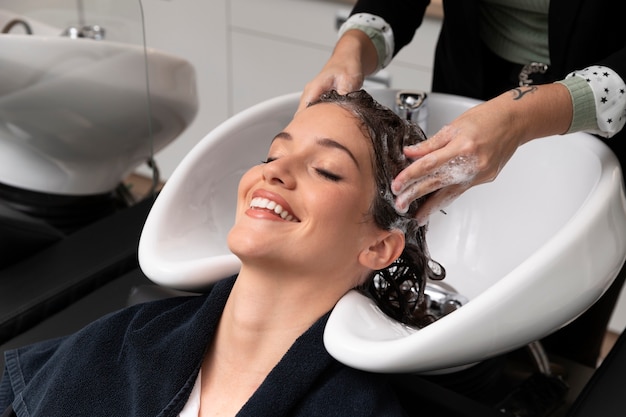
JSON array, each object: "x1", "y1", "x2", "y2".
[{"x1": 227, "y1": 228, "x2": 272, "y2": 262}]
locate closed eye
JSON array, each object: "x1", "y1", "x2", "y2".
[
  {"x1": 315, "y1": 168, "x2": 342, "y2": 182},
  {"x1": 263, "y1": 155, "x2": 342, "y2": 181}
]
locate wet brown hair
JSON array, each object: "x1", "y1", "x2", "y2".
[{"x1": 311, "y1": 90, "x2": 445, "y2": 328}]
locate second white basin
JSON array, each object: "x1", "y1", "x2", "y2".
[{"x1": 0, "y1": 34, "x2": 198, "y2": 195}]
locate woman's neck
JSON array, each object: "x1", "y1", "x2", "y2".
[
  {"x1": 199, "y1": 266, "x2": 349, "y2": 416},
  {"x1": 222, "y1": 265, "x2": 344, "y2": 349}
]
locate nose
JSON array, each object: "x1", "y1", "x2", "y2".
[{"x1": 262, "y1": 157, "x2": 297, "y2": 189}]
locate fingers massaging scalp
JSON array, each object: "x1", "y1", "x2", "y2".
[{"x1": 393, "y1": 125, "x2": 480, "y2": 215}]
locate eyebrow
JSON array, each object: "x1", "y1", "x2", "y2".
[{"x1": 272, "y1": 131, "x2": 360, "y2": 168}]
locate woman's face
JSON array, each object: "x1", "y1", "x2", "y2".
[{"x1": 228, "y1": 103, "x2": 388, "y2": 284}]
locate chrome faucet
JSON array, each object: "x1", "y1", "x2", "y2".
[
  {"x1": 61, "y1": 0, "x2": 106, "y2": 40},
  {"x1": 395, "y1": 90, "x2": 428, "y2": 133},
  {"x1": 61, "y1": 24, "x2": 106, "y2": 40},
  {"x1": 424, "y1": 281, "x2": 468, "y2": 320},
  {"x1": 2, "y1": 0, "x2": 105, "y2": 39}
]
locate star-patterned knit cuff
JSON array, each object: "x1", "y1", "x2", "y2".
[
  {"x1": 338, "y1": 13, "x2": 394, "y2": 72},
  {"x1": 557, "y1": 66, "x2": 626, "y2": 138}
]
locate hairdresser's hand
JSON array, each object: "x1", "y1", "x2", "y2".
[
  {"x1": 392, "y1": 84, "x2": 574, "y2": 225},
  {"x1": 298, "y1": 30, "x2": 378, "y2": 112}
]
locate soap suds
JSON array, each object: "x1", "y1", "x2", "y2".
[{"x1": 393, "y1": 153, "x2": 479, "y2": 216}]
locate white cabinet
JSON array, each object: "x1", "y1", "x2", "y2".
[
  {"x1": 230, "y1": 0, "x2": 348, "y2": 113},
  {"x1": 230, "y1": 31, "x2": 333, "y2": 113}
]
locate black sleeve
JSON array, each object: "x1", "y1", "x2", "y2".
[{"x1": 350, "y1": 0, "x2": 431, "y2": 56}]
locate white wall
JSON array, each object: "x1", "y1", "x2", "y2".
[{"x1": 138, "y1": 0, "x2": 229, "y2": 177}]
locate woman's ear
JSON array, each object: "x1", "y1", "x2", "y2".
[{"x1": 359, "y1": 229, "x2": 405, "y2": 270}]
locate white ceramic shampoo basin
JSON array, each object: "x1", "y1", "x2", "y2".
[
  {"x1": 139, "y1": 90, "x2": 626, "y2": 373},
  {"x1": 0, "y1": 33, "x2": 197, "y2": 195}
]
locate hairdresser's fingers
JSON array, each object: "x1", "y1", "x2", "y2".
[
  {"x1": 394, "y1": 116, "x2": 513, "y2": 202},
  {"x1": 298, "y1": 78, "x2": 333, "y2": 112},
  {"x1": 298, "y1": 72, "x2": 364, "y2": 112},
  {"x1": 391, "y1": 126, "x2": 464, "y2": 196},
  {"x1": 403, "y1": 125, "x2": 458, "y2": 159},
  {"x1": 393, "y1": 153, "x2": 479, "y2": 214},
  {"x1": 394, "y1": 169, "x2": 442, "y2": 214},
  {"x1": 333, "y1": 72, "x2": 364, "y2": 95},
  {"x1": 391, "y1": 152, "x2": 444, "y2": 199},
  {"x1": 394, "y1": 183, "x2": 426, "y2": 215},
  {"x1": 392, "y1": 146, "x2": 476, "y2": 201}
]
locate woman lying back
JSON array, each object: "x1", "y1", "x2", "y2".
[{"x1": 0, "y1": 90, "x2": 443, "y2": 417}]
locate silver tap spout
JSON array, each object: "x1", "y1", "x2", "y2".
[
  {"x1": 61, "y1": 24, "x2": 106, "y2": 40},
  {"x1": 395, "y1": 90, "x2": 428, "y2": 133},
  {"x1": 61, "y1": 0, "x2": 105, "y2": 40}
]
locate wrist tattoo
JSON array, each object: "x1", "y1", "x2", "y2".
[{"x1": 511, "y1": 86, "x2": 538, "y2": 100}]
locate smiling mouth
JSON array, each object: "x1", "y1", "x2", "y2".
[{"x1": 250, "y1": 197, "x2": 300, "y2": 222}]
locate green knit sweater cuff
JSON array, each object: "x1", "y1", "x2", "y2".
[{"x1": 556, "y1": 76, "x2": 597, "y2": 134}]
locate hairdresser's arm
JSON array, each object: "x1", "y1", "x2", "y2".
[
  {"x1": 392, "y1": 83, "x2": 573, "y2": 225},
  {"x1": 299, "y1": 0, "x2": 428, "y2": 111},
  {"x1": 298, "y1": 29, "x2": 378, "y2": 111}
]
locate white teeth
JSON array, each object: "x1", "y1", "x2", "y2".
[{"x1": 250, "y1": 197, "x2": 297, "y2": 222}]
